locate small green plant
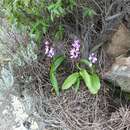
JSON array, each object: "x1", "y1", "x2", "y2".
[
  {"x1": 62, "y1": 58, "x2": 100, "y2": 94},
  {"x1": 47, "y1": 39, "x2": 100, "y2": 96},
  {"x1": 50, "y1": 55, "x2": 100, "y2": 95}
]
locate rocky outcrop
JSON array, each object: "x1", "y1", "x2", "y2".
[
  {"x1": 104, "y1": 56, "x2": 130, "y2": 92},
  {"x1": 105, "y1": 24, "x2": 130, "y2": 93},
  {"x1": 107, "y1": 24, "x2": 130, "y2": 57}
]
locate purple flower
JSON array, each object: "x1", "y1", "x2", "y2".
[
  {"x1": 45, "y1": 46, "x2": 49, "y2": 54},
  {"x1": 70, "y1": 39, "x2": 80, "y2": 59},
  {"x1": 72, "y1": 39, "x2": 80, "y2": 51},
  {"x1": 70, "y1": 48, "x2": 80, "y2": 59},
  {"x1": 45, "y1": 41, "x2": 49, "y2": 45},
  {"x1": 47, "y1": 47, "x2": 55, "y2": 58},
  {"x1": 89, "y1": 53, "x2": 97, "y2": 64},
  {"x1": 74, "y1": 39, "x2": 80, "y2": 44},
  {"x1": 44, "y1": 40, "x2": 55, "y2": 58}
]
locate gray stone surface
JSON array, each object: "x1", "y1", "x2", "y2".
[
  {"x1": 0, "y1": 18, "x2": 39, "y2": 130},
  {"x1": 0, "y1": 91, "x2": 39, "y2": 130},
  {"x1": 104, "y1": 56, "x2": 130, "y2": 92}
]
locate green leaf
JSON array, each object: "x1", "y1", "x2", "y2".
[
  {"x1": 50, "y1": 70, "x2": 59, "y2": 96},
  {"x1": 52, "y1": 55, "x2": 65, "y2": 70},
  {"x1": 58, "y1": 7, "x2": 64, "y2": 14},
  {"x1": 55, "y1": 25, "x2": 64, "y2": 40},
  {"x1": 90, "y1": 73, "x2": 100, "y2": 93},
  {"x1": 48, "y1": 4, "x2": 55, "y2": 11},
  {"x1": 51, "y1": 13, "x2": 54, "y2": 21},
  {"x1": 23, "y1": 0, "x2": 30, "y2": 7},
  {"x1": 50, "y1": 55, "x2": 65, "y2": 96},
  {"x1": 83, "y1": 7, "x2": 95, "y2": 17},
  {"x1": 80, "y1": 69, "x2": 100, "y2": 94},
  {"x1": 62, "y1": 72, "x2": 79, "y2": 90},
  {"x1": 74, "y1": 77, "x2": 80, "y2": 92},
  {"x1": 80, "y1": 59, "x2": 92, "y2": 67}
]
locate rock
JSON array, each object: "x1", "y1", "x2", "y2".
[
  {"x1": 0, "y1": 61, "x2": 14, "y2": 97},
  {"x1": 104, "y1": 55, "x2": 130, "y2": 92},
  {"x1": 0, "y1": 93, "x2": 39, "y2": 130},
  {"x1": 107, "y1": 24, "x2": 130, "y2": 57},
  {"x1": 0, "y1": 19, "x2": 37, "y2": 67},
  {"x1": 105, "y1": 24, "x2": 130, "y2": 92}
]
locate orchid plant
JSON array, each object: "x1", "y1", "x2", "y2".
[{"x1": 44, "y1": 39, "x2": 100, "y2": 96}]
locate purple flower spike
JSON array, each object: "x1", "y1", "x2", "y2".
[
  {"x1": 89, "y1": 53, "x2": 97, "y2": 64},
  {"x1": 47, "y1": 47, "x2": 55, "y2": 58},
  {"x1": 44, "y1": 40, "x2": 55, "y2": 58},
  {"x1": 70, "y1": 39, "x2": 80, "y2": 59},
  {"x1": 92, "y1": 57, "x2": 97, "y2": 63}
]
